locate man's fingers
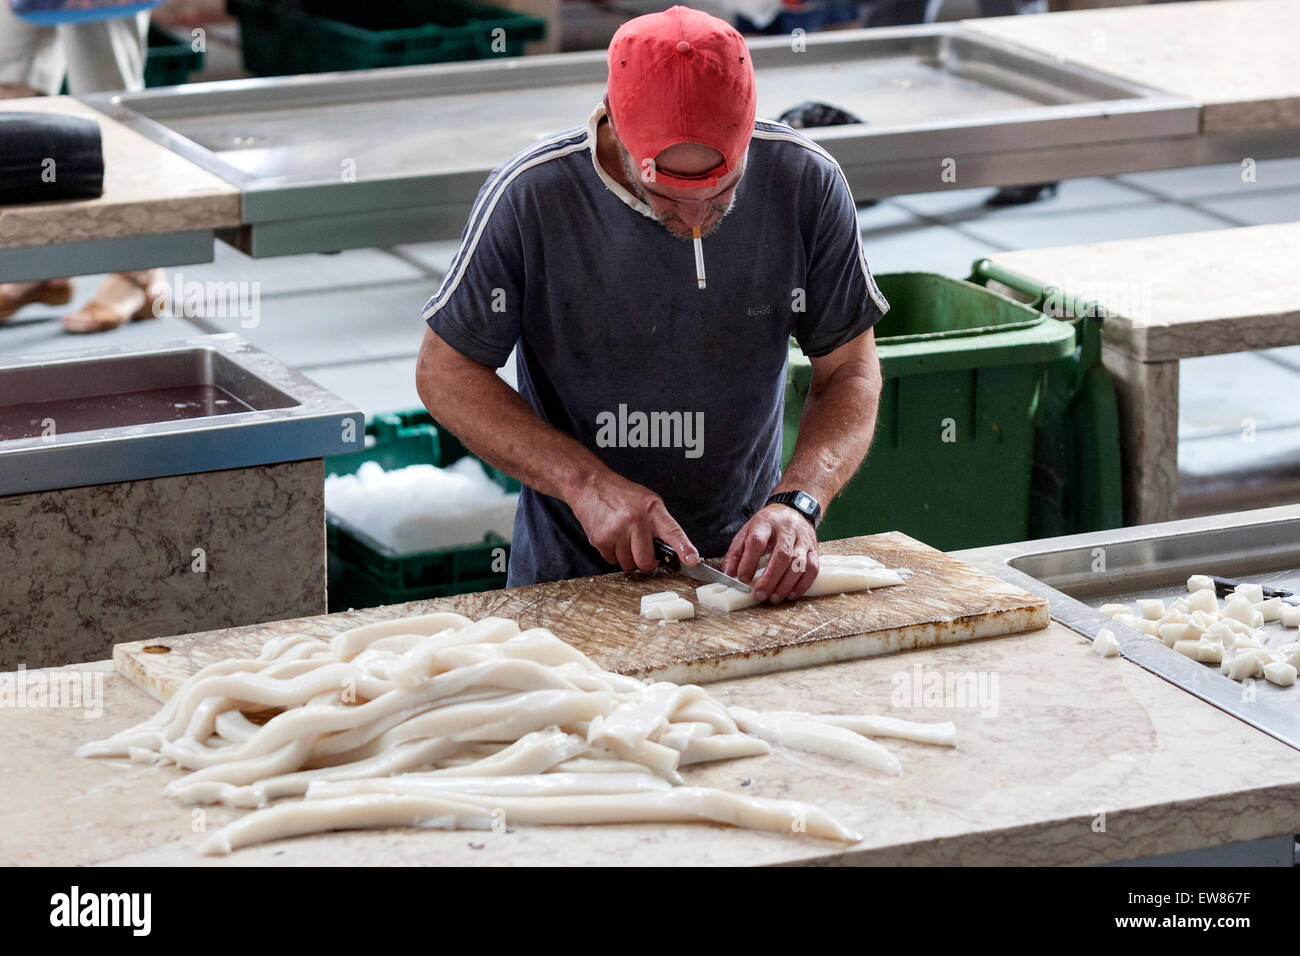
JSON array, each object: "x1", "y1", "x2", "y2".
[
  {"x1": 736, "y1": 522, "x2": 772, "y2": 586},
  {"x1": 722, "y1": 525, "x2": 750, "y2": 578},
  {"x1": 769, "y1": 560, "x2": 805, "y2": 603},
  {"x1": 789, "y1": 549, "x2": 820, "y2": 600},
  {"x1": 723, "y1": 538, "x2": 743, "y2": 578},
  {"x1": 593, "y1": 540, "x2": 618, "y2": 567},
  {"x1": 630, "y1": 524, "x2": 658, "y2": 572},
  {"x1": 753, "y1": 530, "x2": 795, "y2": 601},
  {"x1": 652, "y1": 508, "x2": 698, "y2": 566},
  {"x1": 614, "y1": 537, "x2": 637, "y2": 573}
]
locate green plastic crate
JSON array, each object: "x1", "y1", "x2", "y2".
[
  {"x1": 325, "y1": 411, "x2": 519, "y2": 612},
  {"x1": 144, "y1": 24, "x2": 205, "y2": 88},
  {"x1": 783, "y1": 272, "x2": 1076, "y2": 552},
  {"x1": 228, "y1": 0, "x2": 547, "y2": 77}
]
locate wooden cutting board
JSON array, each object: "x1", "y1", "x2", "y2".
[{"x1": 114, "y1": 531, "x2": 1049, "y2": 701}]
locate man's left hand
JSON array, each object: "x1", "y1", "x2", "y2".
[{"x1": 722, "y1": 504, "x2": 819, "y2": 603}]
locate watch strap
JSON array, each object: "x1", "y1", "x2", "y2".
[{"x1": 765, "y1": 490, "x2": 822, "y2": 527}]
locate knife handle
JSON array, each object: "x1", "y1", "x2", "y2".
[
  {"x1": 653, "y1": 538, "x2": 681, "y2": 572},
  {"x1": 1211, "y1": 575, "x2": 1293, "y2": 599}
]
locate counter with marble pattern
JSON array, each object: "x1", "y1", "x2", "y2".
[
  {"x1": 988, "y1": 223, "x2": 1300, "y2": 365},
  {"x1": 0, "y1": 460, "x2": 326, "y2": 671},
  {"x1": 966, "y1": 0, "x2": 1300, "y2": 134},
  {"x1": 0, "y1": 96, "x2": 241, "y2": 250},
  {"x1": 5, "y1": 620, "x2": 1300, "y2": 865},
  {"x1": 988, "y1": 222, "x2": 1300, "y2": 526}
]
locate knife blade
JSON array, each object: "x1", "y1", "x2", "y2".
[
  {"x1": 1209, "y1": 575, "x2": 1299, "y2": 605},
  {"x1": 653, "y1": 538, "x2": 752, "y2": 593}
]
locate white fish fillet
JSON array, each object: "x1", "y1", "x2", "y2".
[
  {"x1": 169, "y1": 660, "x2": 584, "y2": 769},
  {"x1": 810, "y1": 714, "x2": 957, "y2": 748},
  {"x1": 259, "y1": 633, "x2": 327, "y2": 661},
  {"x1": 672, "y1": 697, "x2": 740, "y2": 735},
  {"x1": 640, "y1": 591, "x2": 682, "y2": 615},
  {"x1": 804, "y1": 566, "x2": 905, "y2": 595},
  {"x1": 642, "y1": 598, "x2": 695, "y2": 620},
  {"x1": 166, "y1": 739, "x2": 315, "y2": 801},
  {"x1": 306, "y1": 772, "x2": 672, "y2": 799},
  {"x1": 678, "y1": 734, "x2": 772, "y2": 764},
  {"x1": 696, "y1": 582, "x2": 761, "y2": 612},
  {"x1": 695, "y1": 553, "x2": 907, "y2": 612},
  {"x1": 329, "y1": 612, "x2": 475, "y2": 661},
  {"x1": 82, "y1": 615, "x2": 944, "y2": 855},
  {"x1": 203, "y1": 737, "x2": 462, "y2": 808},
  {"x1": 655, "y1": 721, "x2": 716, "y2": 750},
  {"x1": 424, "y1": 727, "x2": 588, "y2": 778},
  {"x1": 730, "y1": 707, "x2": 903, "y2": 775},
  {"x1": 200, "y1": 788, "x2": 861, "y2": 855},
  {"x1": 550, "y1": 757, "x2": 652, "y2": 774}
]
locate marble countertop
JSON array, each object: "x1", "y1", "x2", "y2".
[
  {"x1": 5, "y1": 620, "x2": 1300, "y2": 866},
  {"x1": 0, "y1": 96, "x2": 240, "y2": 250},
  {"x1": 988, "y1": 222, "x2": 1300, "y2": 361},
  {"x1": 966, "y1": 0, "x2": 1300, "y2": 134}
]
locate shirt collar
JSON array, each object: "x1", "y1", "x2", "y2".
[{"x1": 586, "y1": 101, "x2": 657, "y2": 222}]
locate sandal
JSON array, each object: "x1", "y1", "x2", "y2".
[
  {"x1": 63, "y1": 269, "x2": 167, "y2": 334},
  {"x1": 0, "y1": 278, "x2": 74, "y2": 322}
]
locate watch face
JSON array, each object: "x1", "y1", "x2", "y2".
[{"x1": 794, "y1": 492, "x2": 816, "y2": 513}]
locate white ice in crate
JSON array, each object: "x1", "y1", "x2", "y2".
[{"x1": 325, "y1": 458, "x2": 519, "y2": 556}]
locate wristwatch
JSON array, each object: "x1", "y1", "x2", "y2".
[{"x1": 766, "y1": 491, "x2": 822, "y2": 528}]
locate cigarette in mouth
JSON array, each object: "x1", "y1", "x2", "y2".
[{"x1": 693, "y1": 227, "x2": 706, "y2": 290}]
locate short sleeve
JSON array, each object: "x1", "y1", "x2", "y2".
[
  {"x1": 793, "y1": 168, "x2": 889, "y2": 358},
  {"x1": 422, "y1": 173, "x2": 526, "y2": 369}
]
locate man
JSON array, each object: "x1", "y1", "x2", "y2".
[{"x1": 416, "y1": 4, "x2": 887, "y2": 603}]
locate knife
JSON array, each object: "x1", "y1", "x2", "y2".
[
  {"x1": 1209, "y1": 575, "x2": 1299, "y2": 605},
  {"x1": 653, "y1": 538, "x2": 752, "y2": 593}
]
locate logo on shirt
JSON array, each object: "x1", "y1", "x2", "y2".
[{"x1": 595, "y1": 404, "x2": 704, "y2": 460}]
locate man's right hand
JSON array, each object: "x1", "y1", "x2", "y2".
[{"x1": 569, "y1": 472, "x2": 699, "y2": 573}]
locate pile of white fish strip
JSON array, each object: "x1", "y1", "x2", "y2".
[{"x1": 79, "y1": 613, "x2": 956, "y2": 856}]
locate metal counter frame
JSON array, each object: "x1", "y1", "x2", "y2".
[
  {"x1": 955, "y1": 503, "x2": 1300, "y2": 753},
  {"x1": 81, "y1": 23, "x2": 1203, "y2": 257}
]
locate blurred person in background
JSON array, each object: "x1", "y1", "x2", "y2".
[{"x1": 0, "y1": 0, "x2": 167, "y2": 333}]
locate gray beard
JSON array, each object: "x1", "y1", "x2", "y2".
[{"x1": 619, "y1": 150, "x2": 740, "y2": 240}]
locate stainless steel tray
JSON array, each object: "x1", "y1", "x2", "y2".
[
  {"x1": 81, "y1": 23, "x2": 1198, "y2": 256},
  {"x1": 0, "y1": 334, "x2": 363, "y2": 496},
  {"x1": 957, "y1": 505, "x2": 1300, "y2": 751}
]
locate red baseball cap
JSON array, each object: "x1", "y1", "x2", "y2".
[{"x1": 606, "y1": 5, "x2": 757, "y2": 190}]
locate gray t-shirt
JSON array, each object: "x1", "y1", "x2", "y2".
[{"x1": 423, "y1": 104, "x2": 888, "y2": 586}]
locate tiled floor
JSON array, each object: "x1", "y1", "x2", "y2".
[{"x1": 6, "y1": 158, "x2": 1300, "y2": 510}]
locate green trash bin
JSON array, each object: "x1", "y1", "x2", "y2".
[
  {"x1": 228, "y1": 0, "x2": 548, "y2": 77},
  {"x1": 967, "y1": 259, "x2": 1125, "y2": 538},
  {"x1": 324, "y1": 410, "x2": 519, "y2": 612},
  {"x1": 783, "y1": 272, "x2": 1076, "y2": 552}
]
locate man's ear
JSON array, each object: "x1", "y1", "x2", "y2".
[{"x1": 603, "y1": 94, "x2": 618, "y2": 139}]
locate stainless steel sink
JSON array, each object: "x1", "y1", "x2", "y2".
[
  {"x1": 955, "y1": 504, "x2": 1300, "y2": 752},
  {"x1": 0, "y1": 333, "x2": 363, "y2": 496},
  {"x1": 81, "y1": 23, "x2": 1199, "y2": 256}
]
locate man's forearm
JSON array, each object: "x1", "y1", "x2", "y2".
[
  {"x1": 776, "y1": 357, "x2": 881, "y2": 506},
  {"x1": 415, "y1": 335, "x2": 610, "y2": 504}
]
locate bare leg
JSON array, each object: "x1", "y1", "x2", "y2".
[
  {"x1": 63, "y1": 269, "x2": 167, "y2": 334},
  {"x1": 0, "y1": 279, "x2": 75, "y2": 322}
]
